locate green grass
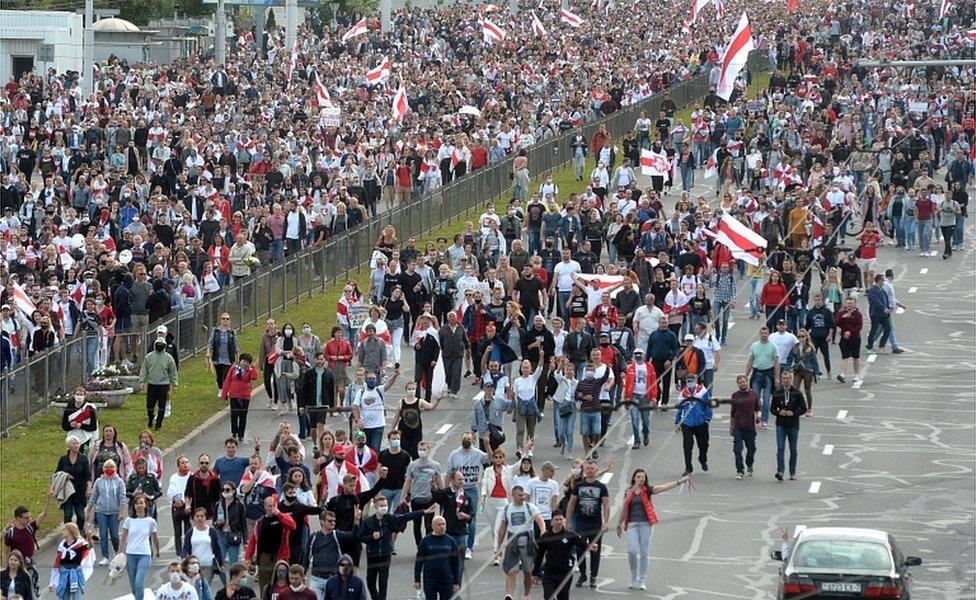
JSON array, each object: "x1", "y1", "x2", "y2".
[{"x1": 0, "y1": 73, "x2": 771, "y2": 534}]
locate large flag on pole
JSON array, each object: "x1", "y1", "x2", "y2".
[
  {"x1": 713, "y1": 0, "x2": 725, "y2": 19},
  {"x1": 366, "y1": 56, "x2": 391, "y2": 85},
  {"x1": 686, "y1": 0, "x2": 710, "y2": 27},
  {"x1": 531, "y1": 11, "x2": 547, "y2": 36},
  {"x1": 704, "y1": 213, "x2": 767, "y2": 265},
  {"x1": 286, "y1": 41, "x2": 299, "y2": 86},
  {"x1": 391, "y1": 81, "x2": 408, "y2": 122},
  {"x1": 938, "y1": 0, "x2": 951, "y2": 18},
  {"x1": 640, "y1": 149, "x2": 671, "y2": 176},
  {"x1": 341, "y1": 18, "x2": 368, "y2": 42},
  {"x1": 716, "y1": 12, "x2": 755, "y2": 101},
  {"x1": 10, "y1": 282, "x2": 36, "y2": 319},
  {"x1": 560, "y1": 8, "x2": 585, "y2": 27},
  {"x1": 482, "y1": 18, "x2": 506, "y2": 43}
]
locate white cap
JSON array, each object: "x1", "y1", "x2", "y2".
[{"x1": 156, "y1": 325, "x2": 168, "y2": 335}]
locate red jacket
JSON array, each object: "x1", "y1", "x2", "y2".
[
  {"x1": 759, "y1": 282, "x2": 788, "y2": 308},
  {"x1": 244, "y1": 511, "x2": 296, "y2": 562},
  {"x1": 221, "y1": 365, "x2": 258, "y2": 400},
  {"x1": 621, "y1": 486, "x2": 658, "y2": 527},
  {"x1": 622, "y1": 362, "x2": 658, "y2": 402},
  {"x1": 834, "y1": 308, "x2": 863, "y2": 338}
]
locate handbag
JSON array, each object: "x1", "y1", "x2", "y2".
[
  {"x1": 227, "y1": 532, "x2": 243, "y2": 546},
  {"x1": 488, "y1": 424, "x2": 506, "y2": 448}
]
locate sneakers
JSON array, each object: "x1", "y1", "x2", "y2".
[
  {"x1": 629, "y1": 579, "x2": 639, "y2": 589},
  {"x1": 775, "y1": 472, "x2": 784, "y2": 481},
  {"x1": 789, "y1": 474, "x2": 797, "y2": 481},
  {"x1": 700, "y1": 462, "x2": 709, "y2": 472},
  {"x1": 576, "y1": 576, "x2": 588, "y2": 588},
  {"x1": 642, "y1": 433, "x2": 650, "y2": 447},
  {"x1": 639, "y1": 580, "x2": 647, "y2": 590},
  {"x1": 892, "y1": 347, "x2": 905, "y2": 354},
  {"x1": 464, "y1": 548, "x2": 472, "y2": 560},
  {"x1": 837, "y1": 374, "x2": 847, "y2": 383},
  {"x1": 493, "y1": 557, "x2": 500, "y2": 566},
  {"x1": 735, "y1": 473, "x2": 744, "y2": 480},
  {"x1": 589, "y1": 580, "x2": 598, "y2": 589},
  {"x1": 98, "y1": 557, "x2": 109, "y2": 566},
  {"x1": 747, "y1": 468, "x2": 754, "y2": 477}
]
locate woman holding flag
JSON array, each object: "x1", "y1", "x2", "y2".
[{"x1": 60, "y1": 387, "x2": 98, "y2": 454}]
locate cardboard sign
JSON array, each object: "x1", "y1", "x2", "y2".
[{"x1": 321, "y1": 107, "x2": 342, "y2": 127}]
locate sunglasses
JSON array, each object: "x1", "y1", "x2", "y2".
[{"x1": 199, "y1": 461, "x2": 210, "y2": 465}]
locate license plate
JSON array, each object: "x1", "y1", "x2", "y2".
[{"x1": 821, "y1": 582, "x2": 862, "y2": 592}]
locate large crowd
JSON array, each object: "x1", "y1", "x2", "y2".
[{"x1": 2, "y1": 0, "x2": 975, "y2": 597}]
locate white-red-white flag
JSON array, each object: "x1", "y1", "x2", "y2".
[
  {"x1": 391, "y1": 81, "x2": 408, "y2": 122},
  {"x1": 286, "y1": 41, "x2": 299, "y2": 86},
  {"x1": 482, "y1": 18, "x2": 506, "y2": 43},
  {"x1": 366, "y1": 56, "x2": 391, "y2": 85},
  {"x1": 531, "y1": 11, "x2": 547, "y2": 36},
  {"x1": 10, "y1": 282, "x2": 36, "y2": 319},
  {"x1": 713, "y1": 0, "x2": 725, "y2": 19},
  {"x1": 314, "y1": 73, "x2": 334, "y2": 108},
  {"x1": 341, "y1": 18, "x2": 368, "y2": 42},
  {"x1": 703, "y1": 149, "x2": 719, "y2": 178},
  {"x1": 686, "y1": 0, "x2": 710, "y2": 27},
  {"x1": 560, "y1": 8, "x2": 584, "y2": 27},
  {"x1": 967, "y1": 29, "x2": 976, "y2": 40},
  {"x1": 938, "y1": 0, "x2": 951, "y2": 19},
  {"x1": 706, "y1": 213, "x2": 767, "y2": 265},
  {"x1": 905, "y1": 0, "x2": 914, "y2": 17},
  {"x1": 640, "y1": 149, "x2": 671, "y2": 176},
  {"x1": 716, "y1": 12, "x2": 755, "y2": 101}
]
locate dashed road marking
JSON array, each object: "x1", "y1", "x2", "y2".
[
  {"x1": 823, "y1": 444, "x2": 834, "y2": 455},
  {"x1": 436, "y1": 423, "x2": 453, "y2": 435},
  {"x1": 808, "y1": 481, "x2": 821, "y2": 494},
  {"x1": 728, "y1": 321, "x2": 736, "y2": 330},
  {"x1": 836, "y1": 410, "x2": 848, "y2": 420},
  {"x1": 920, "y1": 268, "x2": 928, "y2": 274},
  {"x1": 867, "y1": 354, "x2": 877, "y2": 363},
  {"x1": 599, "y1": 472, "x2": 614, "y2": 484},
  {"x1": 908, "y1": 286, "x2": 918, "y2": 293}
]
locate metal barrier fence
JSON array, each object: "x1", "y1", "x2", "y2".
[{"x1": 0, "y1": 52, "x2": 769, "y2": 435}]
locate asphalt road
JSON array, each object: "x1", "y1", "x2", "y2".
[{"x1": 34, "y1": 182, "x2": 976, "y2": 600}]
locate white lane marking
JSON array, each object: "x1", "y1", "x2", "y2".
[
  {"x1": 436, "y1": 423, "x2": 454, "y2": 435},
  {"x1": 836, "y1": 410, "x2": 848, "y2": 420},
  {"x1": 823, "y1": 444, "x2": 834, "y2": 455},
  {"x1": 808, "y1": 481, "x2": 821, "y2": 494},
  {"x1": 728, "y1": 321, "x2": 736, "y2": 330},
  {"x1": 599, "y1": 472, "x2": 614, "y2": 484},
  {"x1": 867, "y1": 354, "x2": 877, "y2": 363},
  {"x1": 919, "y1": 268, "x2": 928, "y2": 274},
  {"x1": 949, "y1": 331, "x2": 965, "y2": 338},
  {"x1": 908, "y1": 287, "x2": 918, "y2": 294}
]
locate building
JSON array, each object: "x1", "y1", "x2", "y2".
[
  {"x1": 0, "y1": 10, "x2": 83, "y2": 83},
  {"x1": 92, "y1": 17, "x2": 161, "y2": 65}
]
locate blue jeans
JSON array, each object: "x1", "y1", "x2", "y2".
[
  {"x1": 556, "y1": 409, "x2": 576, "y2": 452},
  {"x1": 750, "y1": 368, "x2": 775, "y2": 425},
  {"x1": 628, "y1": 394, "x2": 652, "y2": 443},
  {"x1": 787, "y1": 307, "x2": 806, "y2": 335},
  {"x1": 309, "y1": 574, "x2": 331, "y2": 600},
  {"x1": 96, "y1": 512, "x2": 120, "y2": 558},
  {"x1": 527, "y1": 229, "x2": 541, "y2": 256},
  {"x1": 732, "y1": 427, "x2": 757, "y2": 473},
  {"x1": 918, "y1": 219, "x2": 932, "y2": 254},
  {"x1": 126, "y1": 553, "x2": 152, "y2": 600},
  {"x1": 557, "y1": 291, "x2": 571, "y2": 320},
  {"x1": 344, "y1": 325, "x2": 359, "y2": 352},
  {"x1": 954, "y1": 215, "x2": 966, "y2": 247},
  {"x1": 217, "y1": 530, "x2": 241, "y2": 564},
  {"x1": 269, "y1": 239, "x2": 284, "y2": 263},
  {"x1": 364, "y1": 427, "x2": 384, "y2": 452},
  {"x1": 715, "y1": 301, "x2": 732, "y2": 344},
  {"x1": 904, "y1": 217, "x2": 917, "y2": 247},
  {"x1": 379, "y1": 488, "x2": 401, "y2": 509},
  {"x1": 681, "y1": 165, "x2": 694, "y2": 191},
  {"x1": 85, "y1": 336, "x2": 100, "y2": 378},
  {"x1": 867, "y1": 314, "x2": 895, "y2": 350},
  {"x1": 891, "y1": 215, "x2": 905, "y2": 246},
  {"x1": 462, "y1": 487, "x2": 479, "y2": 550},
  {"x1": 775, "y1": 426, "x2": 799, "y2": 476},
  {"x1": 579, "y1": 411, "x2": 601, "y2": 437},
  {"x1": 748, "y1": 278, "x2": 763, "y2": 317}
]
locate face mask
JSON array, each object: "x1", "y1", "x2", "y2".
[
  {"x1": 169, "y1": 573, "x2": 182, "y2": 584},
  {"x1": 572, "y1": 467, "x2": 582, "y2": 477},
  {"x1": 333, "y1": 456, "x2": 343, "y2": 463},
  {"x1": 365, "y1": 379, "x2": 378, "y2": 389},
  {"x1": 686, "y1": 380, "x2": 696, "y2": 388},
  {"x1": 222, "y1": 491, "x2": 234, "y2": 499},
  {"x1": 291, "y1": 585, "x2": 305, "y2": 592},
  {"x1": 103, "y1": 468, "x2": 116, "y2": 477},
  {"x1": 74, "y1": 394, "x2": 86, "y2": 403},
  {"x1": 339, "y1": 566, "x2": 350, "y2": 576},
  {"x1": 284, "y1": 328, "x2": 293, "y2": 336},
  {"x1": 187, "y1": 563, "x2": 200, "y2": 574},
  {"x1": 600, "y1": 341, "x2": 610, "y2": 347},
  {"x1": 276, "y1": 569, "x2": 288, "y2": 579},
  {"x1": 461, "y1": 440, "x2": 472, "y2": 449},
  {"x1": 237, "y1": 576, "x2": 248, "y2": 586},
  {"x1": 285, "y1": 495, "x2": 296, "y2": 503},
  {"x1": 389, "y1": 439, "x2": 401, "y2": 450},
  {"x1": 418, "y1": 450, "x2": 428, "y2": 459},
  {"x1": 302, "y1": 326, "x2": 311, "y2": 334},
  {"x1": 377, "y1": 505, "x2": 389, "y2": 516},
  {"x1": 155, "y1": 342, "x2": 166, "y2": 352}
]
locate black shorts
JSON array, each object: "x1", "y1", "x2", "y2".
[
  {"x1": 306, "y1": 406, "x2": 329, "y2": 426},
  {"x1": 839, "y1": 337, "x2": 861, "y2": 359}
]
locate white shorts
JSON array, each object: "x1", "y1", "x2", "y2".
[{"x1": 858, "y1": 258, "x2": 877, "y2": 275}]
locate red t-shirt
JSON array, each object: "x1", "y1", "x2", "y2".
[
  {"x1": 490, "y1": 468, "x2": 507, "y2": 498},
  {"x1": 859, "y1": 231, "x2": 880, "y2": 259},
  {"x1": 396, "y1": 165, "x2": 412, "y2": 188},
  {"x1": 3, "y1": 522, "x2": 38, "y2": 559}
]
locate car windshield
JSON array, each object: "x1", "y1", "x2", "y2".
[{"x1": 793, "y1": 541, "x2": 892, "y2": 572}]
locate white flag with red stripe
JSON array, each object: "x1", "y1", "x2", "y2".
[
  {"x1": 560, "y1": 8, "x2": 584, "y2": 27},
  {"x1": 703, "y1": 149, "x2": 719, "y2": 178},
  {"x1": 366, "y1": 57, "x2": 391, "y2": 86},
  {"x1": 640, "y1": 149, "x2": 671, "y2": 176},
  {"x1": 938, "y1": 0, "x2": 951, "y2": 18},
  {"x1": 315, "y1": 78, "x2": 334, "y2": 108},
  {"x1": 906, "y1": 0, "x2": 914, "y2": 17},
  {"x1": 713, "y1": 0, "x2": 725, "y2": 19},
  {"x1": 10, "y1": 282, "x2": 36, "y2": 319},
  {"x1": 286, "y1": 41, "x2": 299, "y2": 86},
  {"x1": 686, "y1": 0, "x2": 710, "y2": 27},
  {"x1": 705, "y1": 213, "x2": 767, "y2": 265},
  {"x1": 716, "y1": 12, "x2": 755, "y2": 101},
  {"x1": 967, "y1": 29, "x2": 976, "y2": 40},
  {"x1": 482, "y1": 18, "x2": 506, "y2": 43},
  {"x1": 575, "y1": 274, "x2": 627, "y2": 299},
  {"x1": 391, "y1": 81, "x2": 408, "y2": 122},
  {"x1": 531, "y1": 11, "x2": 547, "y2": 37},
  {"x1": 341, "y1": 18, "x2": 368, "y2": 42}
]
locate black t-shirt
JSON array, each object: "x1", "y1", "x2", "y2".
[
  {"x1": 399, "y1": 271, "x2": 424, "y2": 301},
  {"x1": 570, "y1": 480, "x2": 608, "y2": 531},
  {"x1": 214, "y1": 586, "x2": 257, "y2": 600},
  {"x1": 381, "y1": 273, "x2": 401, "y2": 299},
  {"x1": 690, "y1": 297, "x2": 711, "y2": 317},
  {"x1": 526, "y1": 203, "x2": 545, "y2": 230},
  {"x1": 378, "y1": 449, "x2": 411, "y2": 491},
  {"x1": 514, "y1": 277, "x2": 544, "y2": 309},
  {"x1": 257, "y1": 516, "x2": 285, "y2": 555},
  {"x1": 655, "y1": 118, "x2": 671, "y2": 138}
]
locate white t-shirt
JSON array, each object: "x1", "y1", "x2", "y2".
[
  {"x1": 503, "y1": 502, "x2": 541, "y2": 537},
  {"x1": 553, "y1": 260, "x2": 581, "y2": 292},
  {"x1": 693, "y1": 335, "x2": 722, "y2": 369},
  {"x1": 355, "y1": 385, "x2": 387, "y2": 429},
  {"x1": 190, "y1": 527, "x2": 215, "y2": 566},
  {"x1": 154, "y1": 583, "x2": 199, "y2": 600},
  {"x1": 632, "y1": 362, "x2": 650, "y2": 396},
  {"x1": 122, "y1": 516, "x2": 157, "y2": 555},
  {"x1": 769, "y1": 331, "x2": 799, "y2": 364},
  {"x1": 634, "y1": 305, "x2": 665, "y2": 339},
  {"x1": 525, "y1": 478, "x2": 560, "y2": 520}
]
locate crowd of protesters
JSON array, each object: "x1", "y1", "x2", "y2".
[{"x1": 1, "y1": 0, "x2": 975, "y2": 596}]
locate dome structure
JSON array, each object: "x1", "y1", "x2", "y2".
[{"x1": 93, "y1": 17, "x2": 141, "y2": 33}]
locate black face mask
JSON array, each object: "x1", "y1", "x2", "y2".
[
  {"x1": 461, "y1": 440, "x2": 472, "y2": 449},
  {"x1": 600, "y1": 342, "x2": 610, "y2": 347},
  {"x1": 333, "y1": 456, "x2": 343, "y2": 463}
]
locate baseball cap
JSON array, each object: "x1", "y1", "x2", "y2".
[
  {"x1": 331, "y1": 444, "x2": 347, "y2": 456},
  {"x1": 156, "y1": 325, "x2": 168, "y2": 334},
  {"x1": 633, "y1": 348, "x2": 644, "y2": 355},
  {"x1": 683, "y1": 333, "x2": 695, "y2": 342}
]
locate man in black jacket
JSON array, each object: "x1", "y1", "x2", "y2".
[
  {"x1": 804, "y1": 294, "x2": 834, "y2": 376},
  {"x1": 300, "y1": 352, "x2": 336, "y2": 443},
  {"x1": 438, "y1": 312, "x2": 468, "y2": 397},
  {"x1": 564, "y1": 319, "x2": 594, "y2": 377},
  {"x1": 532, "y1": 511, "x2": 589, "y2": 600},
  {"x1": 306, "y1": 510, "x2": 360, "y2": 598},
  {"x1": 431, "y1": 470, "x2": 475, "y2": 579},
  {"x1": 770, "y1": 372, "x2": 807, "y2": 481}
]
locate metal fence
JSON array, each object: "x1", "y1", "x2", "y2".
[{"x1": 0, "y1": 52, "x2": 768, "y2": 435}]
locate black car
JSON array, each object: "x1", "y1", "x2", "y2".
[{"x1": 772, "y1": 527, "x2": 922, "y2": 599}]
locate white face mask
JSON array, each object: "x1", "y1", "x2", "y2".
[
  {"x1": 418, "y1": 450, "x2": 428, "y2": 459},
  {"x1": 572, "y1": 467, "x2": 582, "y2": 477},
  {"x1": 377, "y1": 505, "x2": 389, "y2": 516},
  {"x1": 74, "y1": 395, "x2": 86, "y2": 403},
  {"x1": 187, "y1": 563, "x2": 200, "y2": 575},
  {"x1": 169, "y1": 572, "x2": 182, "y2": 584}
]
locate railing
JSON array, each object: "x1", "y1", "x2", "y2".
[{"x1": 0, "y1": 52, "x2": 769, "y2": 435}]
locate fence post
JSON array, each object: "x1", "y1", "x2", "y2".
[{"x1": 1, "y1": 369, "x2": 8, "y2": 437}]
